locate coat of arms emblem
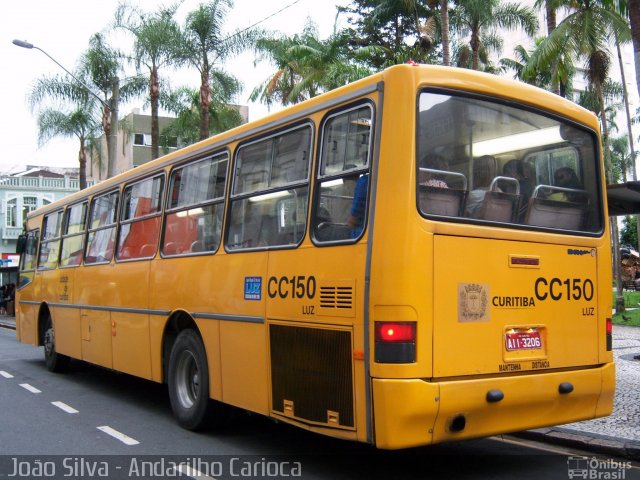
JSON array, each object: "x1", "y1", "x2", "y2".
[{"x1": 458, "y1": 283, "x2": 490, "y2": 322}]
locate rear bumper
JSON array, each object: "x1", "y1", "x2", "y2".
[{"x1": 372, "y1": 363, "x2": 615, "y2": 449}]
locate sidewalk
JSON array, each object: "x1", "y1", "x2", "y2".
[
  {"x1": 0, "y1": 315, "x2": 638, "y2": 459},
  {"x1": 515, "y1": 324, "x2": 640, "y2": 460},
  {"x1": 0, "y1": 314, "x2": 15, "y2": 330}
]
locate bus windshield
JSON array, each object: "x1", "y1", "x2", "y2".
[{"x1": 416, "y1": 90, "x2": 603, "y2": 234}]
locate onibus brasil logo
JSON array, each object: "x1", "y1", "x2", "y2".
[{"x1": 567, "y1": 456, "x2": 632, "y2": 479}]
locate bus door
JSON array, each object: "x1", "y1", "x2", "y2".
[{"x1": 16, "y1": 229, "x2": 40, "y2": 344}]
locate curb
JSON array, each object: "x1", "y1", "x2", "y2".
[
  {"x1": 0, "y1": 320, "x2": 15, "y2": 330},
  {"x1": 511, "y1": 427, "x2": 640, "y2": 461}
]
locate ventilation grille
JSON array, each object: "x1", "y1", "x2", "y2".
[
  {"x1": 270, "y1": 324, "x2": 354, "y2": 429},
  {"x1": 320, "y1": 286, "x2": 353, "y2": 309}
]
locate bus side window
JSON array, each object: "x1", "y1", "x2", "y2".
[
  {"x1": 18, "y1": 229, "x2": 39, "y2": 289},
  {"x1": 313, "y1": 104, "x2": 373, "y2": 243},
  {"x1": 38, "y1": 210, "x2": 64, "y2": 270},
  {"x1": 227, "y1": 126, "x2": 312, "y2": 251},
  {"x1": 117, "y1": 175, "x2": 164, "y2": 261},
  {"x1": 162, "y1": 153, "x2": 228, "y2": 256},
  {"x1": 85, "y1": 191, "x2": 119, "y2": 265},
  {"x1": 60, "y1": 202, "x2": 87, "y2": 268}
]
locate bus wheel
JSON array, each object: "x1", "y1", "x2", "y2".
[
  {"x1": 43, "y1": 317, "x2": 70, "y2": 373},
  {"x1": 168, "y1": 329, "x2": 212, "y2": 430}
]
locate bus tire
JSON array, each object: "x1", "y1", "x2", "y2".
[
  {"x1": 168, "y1": 329, "x2": 213, "y2": 431},
  {"x1": 43, "y1": 317, "x2": 70, "y2": 373}
]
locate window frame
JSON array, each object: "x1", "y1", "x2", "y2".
[
  {"x1": 161, "y1": 151, "x2": 229, "y2": 258},
  {"x1": 116, "y1": 173, "x2": 165, "y2": 262},
  {"x1": 37, "y1": 210, "x2": 64, "y2": 270},
  {"x1": 59, "y1": 201, "x2": 88, "y2": 269},
  {"x1": 415, "y1": 87, "x2": 604, "y2": 236},
  {"x1": 311, "y1": 101, "x2": 375, "y2": 246},
  {"x1": 19, "y1": 229, "x2": 40, "y2": 273},
  {"x1": 84, "y1": 189, "x2": 120, "y2": 266},
  {"x1": 225, "y1": 122, "x2": 315, "y2": 252}
]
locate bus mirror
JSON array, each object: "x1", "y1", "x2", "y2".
[{"x1": 16, "y1": 234, "x2": 27, "y2": 255}]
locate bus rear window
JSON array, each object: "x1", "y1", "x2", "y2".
[{"x1": 416, "y1": 91, "x2": 603, "y2": 234}]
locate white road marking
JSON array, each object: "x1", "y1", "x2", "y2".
[
  {"x1": 175, "y1": 464, "x2": 217, "y2": 480},
  {"x1": 51, "y1": 401, "x2": 79, "y2": 414},
  {"x1": 19, "y1": 383, "x2": 41, "y2": 393},
  {"x1": 97, "y1": 426, "x2": 140, "y2": 446},
  {"x1": 0, "y1": 370, "x2": 14, "y2": 378}
]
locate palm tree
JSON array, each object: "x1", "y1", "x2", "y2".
[
  {"x1": 439, "y1": 0, "x2": 451, "y2": 66},
  {"x1": 251, "y1": 21, "x2": 371, "y2": 107},
  {"x1": 526, "y1": 1, "x2": 629, "y2": 179},
  {"x1": 161, "y1": 84, "x2": 244, "y2": 146},
  {"x1": 500, "y1": 40, "x2": 553, "y2": 88},
  {"x1": 177, "y1": 0, "x2": 260, "y2": 141},
  {"x1": 610, "y1": 134, "x2": 631, "y2": 182},
  {"x1": 115, "y1": 3, "x2": 182, "y2": 160},
  {"x1": 451, "y1": 0, "x2": 538, "y2": 70},
  {"x1": 452, "y1": 33, "x2": 503, "y2": 72},
  {"x1": 626, "y1": 0, "x2": 640, "y2": 104},
  {"x1": 36, "y1": 106, "x2": 101, "y2": 190},
  {"x1": 534, "y1": 0, "x2": 562, "y2": 94},
  {"x1": 28, "y1": 73, "x2": 102, "y2": 189},
  {"x1": 80, "y1": 33, "x2": 147, "y2": 178}
]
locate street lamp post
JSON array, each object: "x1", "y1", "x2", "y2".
[{"x1": 12, "y1": 39, "x2": 118, "y2": 180}]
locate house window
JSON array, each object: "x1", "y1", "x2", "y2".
[
  {"x1": 22, "y1": 196, "x2": 37, "y2": 225},
  {"x1": 6, "y1": 198, "x2": 17, "y2": 227},
  {"x1": 134, "y1": 133, "x2": 145, "y2": 146}
]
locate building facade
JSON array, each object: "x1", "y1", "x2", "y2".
[
  {"x1": 91, "y1": 106, "x2": 250, "y2": 180},
  {"x1": 0, "y1": 167, "x2": 97, "y2": 256}
]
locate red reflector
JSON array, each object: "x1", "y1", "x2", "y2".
[
  {"x1": 510, "y1": 257, "x2": 539, "y2": 266},
  {"x1": 606, "y1": 318, "x2": 613, "y2": 335},
  {"x1": 375, "y1": 322, "x2": 416, "y2": 342}
]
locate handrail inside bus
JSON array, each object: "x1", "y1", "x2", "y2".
[
  {"x1": 489, "y1": 176, "x2": 520, "y2": 195},
  {"x1": 531, "y1": 184, "x2": 588, "y2": 200}
]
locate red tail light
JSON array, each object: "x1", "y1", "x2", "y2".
[
  {"x1": 375, "y1": 322, "x2": 416, "y2": 342},
  {"x1": 606, "y1": 317, "x2": 612, "y2": 351},
  {"x1": 606, "y1": 318, "x2": 613, "y2": 335},
  {"x1": 374, "y1": 322, "x2": 416, "y2": 363}
]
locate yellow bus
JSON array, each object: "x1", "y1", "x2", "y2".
[{"x1": 16, "y1": 64, "x2": 614, "y2": 449}]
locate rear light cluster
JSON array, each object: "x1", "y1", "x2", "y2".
[
  {"x1": 606, "y1": 318, "x2": 612, "y2": 351},
  {"x1": 374, "y1": 322, "x2": 416, "y2": 363}
]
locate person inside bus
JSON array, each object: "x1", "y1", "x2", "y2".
[
  {"x1": 465, "y1": 155, "x2": 499, "y2": 218},
  {"x1": 503, "y1": 159, "x2": 533, "y2": 198},
  {"x1": 347, "y1": 172, "x2": 369, "y2": 238},
  {"x1": 419, "y1": 153, "x2": 449, "y2": 188},
  {"x1": 549, "y1": 166, "x2": 582, "y2": 202},
  {"x1": 503, "y1": 159, "x2": 534, "y2": 220}
]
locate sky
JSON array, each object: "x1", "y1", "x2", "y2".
[{"x1": 1, "y1": 0, "x2": 345, "y2": 174}]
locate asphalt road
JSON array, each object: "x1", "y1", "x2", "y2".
[{"x1": 0, "y1": 326, "x2": 638, "y2": 480}]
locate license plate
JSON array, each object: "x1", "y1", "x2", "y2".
[{"x1": 505, "y1": 330, "x2": 542, "y2": 351}]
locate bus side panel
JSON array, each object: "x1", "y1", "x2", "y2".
[
  {"x1": 110, "y1": 261, "x2": 152, "y2": 379},
  {"x1": 75, "y1": 264, "x2": 118, "y2": 369},
  {"x1": 150, "y1": 253, "x2": 269, "y2": 414},
  {"x1": 216, "y1": 252, "x2": 269, "y2": 414},
  {"x1": 266, "y1": 245, "x2": 366, "y2": 438},
  {"x1": 150, "y1": 256, "x2": 223, "y2": 397},
  {"x1": 80, "y1": 308, "x2": 112, "y2": 369},
  {"x1": 16, "y1": 273, "x2": 39, "y2": 345},
  {"x1": 42, "y1": 269, "x2": 81, "y2": 359}
]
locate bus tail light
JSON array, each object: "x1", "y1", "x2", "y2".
[
  {"x1": 374, "y1": 322, "x2": 416, "y2": 363},
  {"x1": 606, "y1": 317, "x2": 612, "y2": 351}
]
